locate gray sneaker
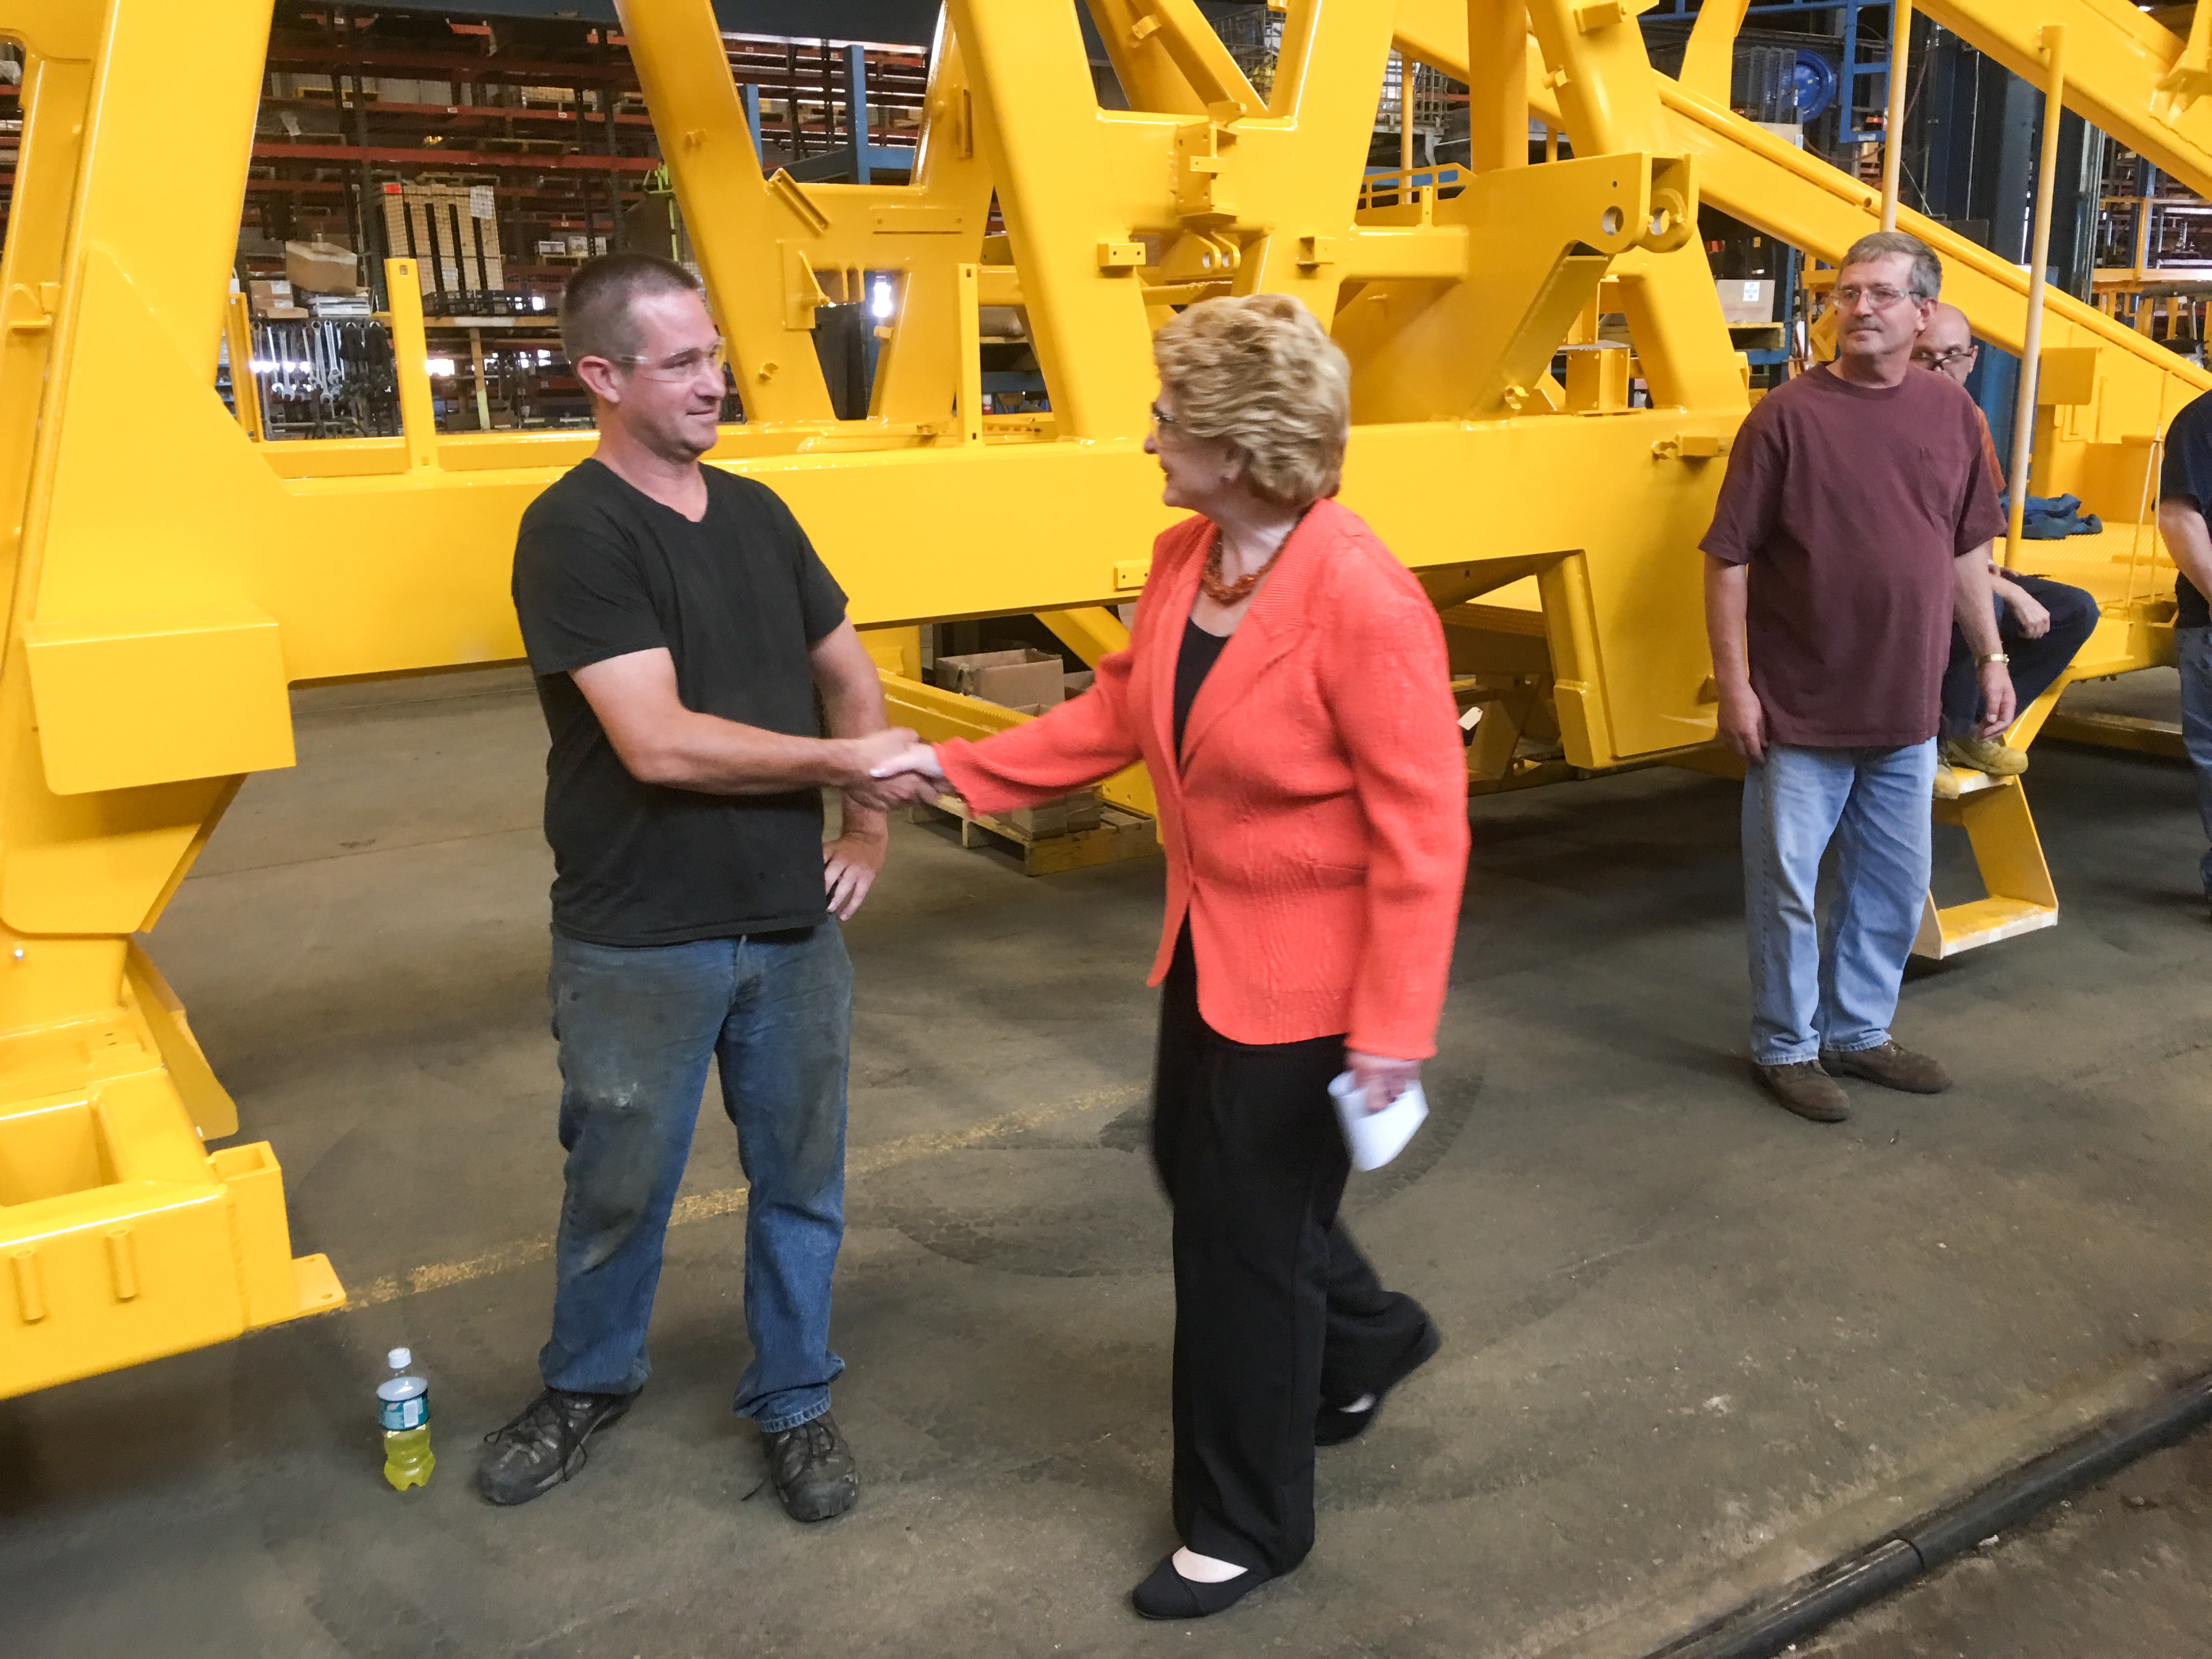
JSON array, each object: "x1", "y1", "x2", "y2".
[
  {"x1": 761, "y1": 1410, "x2": 859, "y2": 1522},
  {"x1": 1756, "y1": 1060, "x2": 1850, "y2": 1122},
  {"x1": 476, "y1": 1385, "x2": 634, "y2": 1506}
]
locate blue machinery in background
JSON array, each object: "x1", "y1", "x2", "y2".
[
  {"x1": 739, "y1": 42, "x2": 913, "y2": 185},
  {"x1": 1648, "y1": 0, "x2": 1893, "y2": 141}
]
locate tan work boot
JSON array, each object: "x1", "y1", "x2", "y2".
[
  {"x1": 1821, "y1": 1040, "x2": 1951, "y2": 1094},
  {"x1": 1933, "y1": 765, "x2": 1962, "y2": 801},
  {"x1": 1756, "y1": 1060, "x2": 1850, "y2": 1122},
  {"x1": 1940, "y1": 733, "x2": 2028, "y2": 777}
]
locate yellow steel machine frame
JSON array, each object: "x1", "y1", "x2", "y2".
[{"x1": 0, "y1": 0, "x2": 2201, "y2": 1395}]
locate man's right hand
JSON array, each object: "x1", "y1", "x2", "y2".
[
  {"x1": 840, "y1": 728, "x2": 934, "y2": 811},
  {"x1": 1717, "y1": 684, "x2": 1766, "y2": 765}
]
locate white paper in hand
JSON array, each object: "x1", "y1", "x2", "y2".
[{"x1": 1328, "y1": 1071, "x2": 1429, "y2": 1172}]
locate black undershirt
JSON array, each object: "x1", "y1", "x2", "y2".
[{"x1": 1174, "y1": 614, "x2": 1233, "y2": 757}]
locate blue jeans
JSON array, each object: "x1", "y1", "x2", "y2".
[
  {"x1": 2180, "y1": 625, "x2": 2212, "y2": 897},
  {"x1": 1939, "y1": 576, "x2": 2100, "y2": 737},
  {"x1": 538, "y1": 924, "x2": 851, "y2": 1431},
  {"x1": 1743, "y1": 741, "x2": 1935, "y2": 1066}
]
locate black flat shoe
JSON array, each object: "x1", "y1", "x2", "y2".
[
  {"x1": 1130, "y1": 1554, "x2": 1270, "y2": 1620},
  {"x1": 1316, "y1": 1320, "x2": 1442, "y2": 1446}
]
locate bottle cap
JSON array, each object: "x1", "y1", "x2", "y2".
[{"x1": 387, "y1": 1347, "x2": 411, "y2": 1370}]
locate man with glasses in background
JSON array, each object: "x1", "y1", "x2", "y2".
[
  {"x1": 1701, "y1": 232, "x2": 2010, "y2": 1124},
  {"x1": 480, "y1": 253, "x2": 932, "y2": 1517},
  {"x1": 1910, "y1": 302, "x2": 2100, "y2": 797}
]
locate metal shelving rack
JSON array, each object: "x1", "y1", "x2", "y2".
[{"x1": 232, "y1": 5, "x2": 929, "y2": 437}]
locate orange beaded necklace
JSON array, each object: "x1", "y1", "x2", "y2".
[{"x1": 1199, "y1": 535, "x2": 1286, "y2": 607}]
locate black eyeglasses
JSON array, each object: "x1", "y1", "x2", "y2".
[{"x1": 1911, "y1": 343, "x2": 1978, "y2": 370}]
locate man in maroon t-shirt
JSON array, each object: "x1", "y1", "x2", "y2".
[{"x1": 1700, "y1": 232, "x2": 2011, "y2": 1124}]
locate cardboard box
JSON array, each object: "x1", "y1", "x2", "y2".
[
  {"x1": 1063, "y1": 669, "x2": 1096, "y2": 697},
  {"x1": 1717, "y1": 278, "x2": 1776, "y2": 325},
  {"x1": 285, "y1": 239, "x2": 360, "y2": 295},
  {"x1": 247, "y1": 278, "x2": 295, "y2": 317},
  {"x1": 934, "y1": 648, "x2": 1065, "y2": 712}
]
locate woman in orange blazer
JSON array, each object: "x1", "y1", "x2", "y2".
[{"x1": 876, "y1": 295, "x2": 1469, "y2": 1619}]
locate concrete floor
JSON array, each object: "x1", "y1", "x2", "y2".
[
  {"x1": 4, "y1": 667, "x2": 2209, "y2": 1659},
  {"x1": 1803, "y1": 1434, "x2": 2212, "y2": 1659}
]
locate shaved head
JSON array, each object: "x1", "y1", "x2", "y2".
[{"x1": 1912, "y1": 302, "x2": 1979, "y2": 385}]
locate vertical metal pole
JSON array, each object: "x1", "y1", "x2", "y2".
[
  {"x1": 956, "y1": 261, "x2": 981, "y2": 443},
  {"x1": 845, "y1": 44, "x2": 870, "y2": 186},
  {"x1": 1842, "y1": 2, "x2": 1859, "y2": 138},
  {"x1": 2134, "y1": 160, "x2": 2157, "y2": 279},
  {"x1": 2006, "y1": 24, "x2": 2067, "y2": 569},
  {"x1": 786, "y1": 43, "x2": 802, "y2": 161},
  {"x1": 385, "y1": 257, "x2": 439, "y2": 469},
  {"x1": 224, "y1": 291, "x2": 265, "y2": 441},
  {"x1": 600, "y1": 35, "x2": 624, "y2": 251},
  {"x1": 1544, "y1": 123, "x2": 1559, "y2": 163},
  {"x1": 743, "y1": 82, "x2": 763, "y2": 161},
  {"x1": 350, "y1": 70, "x2": 385, "y2": 308},
  {"x1": 469, "y1": 326, "x2": 491, "y2": 431},
  {"x1": 574, "y1": 84, "x2": 597, "y2": 257},
  {"x1": 1398, "y1": 51, "x2": 1415, "y2": 182},
  {"x1": 1467, "y1": 1, "x2": 1527, "y2": 171},
  {"x1": 1881, "y1": 0, "x2": 1912, "y2": 230}
]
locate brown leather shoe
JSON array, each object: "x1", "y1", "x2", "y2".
[
  {"x1": 1821, "y1": 1041, "x2": 1951, "y2": 1094},
  {"x1": 1756, "y1": 1060, "x2": 1850, "y2": 1122}
]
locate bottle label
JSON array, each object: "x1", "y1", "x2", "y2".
[{"x1": 380, "y1": 1393, "x2": 428, "y2": 1432}]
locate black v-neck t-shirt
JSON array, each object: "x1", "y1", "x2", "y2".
[
  {"x1": 1174, "y1": 616, "x2": 1232, "y2": 755},
  {"x1": 511, "y1": 458, "x2": 848, "y2": 945}
]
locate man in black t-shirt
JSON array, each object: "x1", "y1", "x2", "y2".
[
  {"x1": 2153, "y1": 389, "x2": 2212, "y2": 910},
  {"x1": 480, "y1": 254, "x2": 933, "y2": 1519}
]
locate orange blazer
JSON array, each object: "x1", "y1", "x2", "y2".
[{"x1": 936, "y1": 498, "x2": 1469, "y2": 1059}]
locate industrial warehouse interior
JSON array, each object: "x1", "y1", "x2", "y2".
[{"x1": 3, "y1": 2, "x2": 2212, "y2": 1656}]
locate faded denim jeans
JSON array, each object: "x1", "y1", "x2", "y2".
[
  {"x1": 2180, "y1": 625, "x2": 2212, "y2": 898},
  {"x1": 538, "y1": 923, "x2": 851, "y2": 1432},
  {"x1": 1742, "y1": 741, "x2": 1936, "y2": 1066}
]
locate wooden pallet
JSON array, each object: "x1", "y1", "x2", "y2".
[{"x1": 912, "y1": 794, "x2": 1161, "y2": 876}]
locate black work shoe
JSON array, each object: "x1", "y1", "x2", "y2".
[
  {"x1": 1317, "y1": 1320, "x2": 1443, "y2": 1446},
  {"x1": 476, "y1": 1386, "x2": 634, "y2": 1506},
  {"x1": 1756, "y1": 1060, "x2": 1850, "y2": 1122},
  {"x1": 1821, "y1": 1041, "x2": 1951, "y2": 1094},
  {"x1": 761, "y1": 1410, "x2": 859, "y2": 1522}
]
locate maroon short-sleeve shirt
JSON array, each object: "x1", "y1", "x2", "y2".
[{"x1": 1700, "y1": 364, "x2": 2006, "y2": 748}]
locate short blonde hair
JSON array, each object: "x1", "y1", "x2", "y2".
[{"x1": 1152, "y1": 294, "x2": 1350, "y2": 507}]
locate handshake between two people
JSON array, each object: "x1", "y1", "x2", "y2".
[{"x1": 840, "y1": 728, "x2": 950, "y2": 813}]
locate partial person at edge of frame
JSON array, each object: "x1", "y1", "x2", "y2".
[
  {"x1": 1702, "y1": 230, "x2": 2011, "y2": 1126},
  {"x1": 1908, "y1": 302, "x2": 2100, "y2": 800},
  {"x1": 479, "y1": 253, "x2": 936, "y2": 1519},
  {"x1": 2151, "y1": 382, "x2": 2212, "y2": 917},
  {"x1": 873, "y1": 294, "x2": 1471, "y2": 1622}
]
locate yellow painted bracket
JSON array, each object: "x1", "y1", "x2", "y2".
[{"x1": 23, "y1": 606, "x2": 294, "y2": 795}]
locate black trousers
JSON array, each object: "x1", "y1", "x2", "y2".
[{"x1": 1150, "y1": 926, "x2": 1434, "y2": 1577}]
